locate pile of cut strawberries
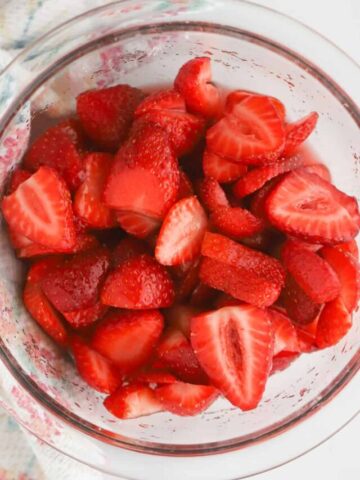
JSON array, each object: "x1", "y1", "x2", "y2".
[{"x1": 2, "y1": 57, "x2": 359, "y2": 419}]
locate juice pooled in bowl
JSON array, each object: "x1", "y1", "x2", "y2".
[{"x1": 1, "y1": 57, "x2": 359, "y2": 419}]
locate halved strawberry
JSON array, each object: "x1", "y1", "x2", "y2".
[
  {"x1": 316, "y1": 297, "x2": 352, "y2": 348},
  {"x1": 226, "y1": 90, "x2": 286, "y2": 121},
  {"x1": 164, "y1": 304, "x2": 199, "y2": 339},
  {"x1": 135, "y1": 89, "x2": 185, "y2": 116},
  {"x1": 206, "y1": 95, "x2": 285, "y2": 164},
  {"x1": 116, "y1": 210, "x2": 161, "y2": 239},
  {"x1": 76, "y1": 84, "x2": 144, "y2": 151},
  {"x1": 233, "y1": 155, "x2": 304, "y2": 198},
  {"x1": 17, "y1": 233, "x2": 99, "y2": 258},
  {"x1": 112, "y1": 237, "x2": 149, "y2": 267},
  {"x1": 198, "y1": 177, "x2": 229, "y2": 212},
  {"x1": 201, "y1": 232, "x2": 285, "y2": 308},
  {"x1": 282, "y1": 273, "x2": 322, "y2": 325},
  {"x1": 74, "y1": 153, "x2": 116, "y2": 229},
  {"x1": 265, "y1": 170, "x2": 360, "y2": 244},
  {"x1": 202, "y1": 149, "x2": 248, "y2": 183},
  {"x1": 191, "y1": 305, "x2": 273, "y2": 410},
  {"x1": 23, "y1": 258, "x2": 68, "y2": 346},
  {"x1": 106, "y1": 385, "x2": 163, "y2": 421},
  {"x1": 269, "y1": 308, "x2": 300, "y2": 355},
  {"x1": 92, "y1": 309, "x2": 164, "y2": 373},
  {"x1": 283, "y1": 112, "x2": 318, "y2": 156},
  {"x1": 174, "y1": 57, "x2": 221, "y2": 118},
  {"x1": 335, "y1": 240, "x2": 359, "y2": 260},
  {"x1": 177, "y1": 170, "x2": 194, "y2": 200},
  {"x1": 7, "y1": 169, "x2": 32, "y2": 194},
  {"x1": 41, "y1": 247, "x2": 110, "y2": 313},
  {"x1": 103, "y1": 122, "x2": 180, "y2": 219},
  {"x1": 2, "y1": 167, "x2": 76, "y2": 250},
  {"x1": 157, "y1": 329, "x2": 208, "y2": 384},
  {"x1": 155, "y1": 196, "x2": 207, "y2": 266},
  {"x1": 24, "y1": 119, "x2": 86, "y2": 191},
  {"x1": 210, "y1": 206, "x2": 264, "y2": 239},
  {"x1": 320, "y1": 246, "x2": 360, "y2": 313},
  {"x1": 101, "y1": 254, "x2": 174, "y2": 309},
  {"x1": 155, "y1": 382, "x2": 218, "y2": 416},
  {"x1": 281, "y1": 240, "x2": 340, "y2": 303},
  {"x1": 63, "y1": 303, "x2": 108, "y2": 329},
  {"x1": 71, "y1": 336, "x2": 121, "y2": 394}
]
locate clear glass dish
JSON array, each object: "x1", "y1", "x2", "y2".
[{"x1": 0, "y1": 1, "x2": 359, "y2": 479}]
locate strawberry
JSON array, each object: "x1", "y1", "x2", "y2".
[
  {"x1": 335, "y1": 240, "x2": 359, "y2": 260},
  {"x1": 155, "y1": 196, "x2": 207, "y2": 266},
  {"x1": 63, "y1": 303, "x2": 108, "y2": 329},
  {"x1": 298, "y1": 163, "x2": 331, "y2": 182},
  {"x1": 23, "y1": 258, "x2": 68, "y2": 346},
  {"x1": 201, "y1": 232, "x2": 285, "y2": 308},
  {"x1": 271, "y1": 352, "x2": 300, "y2": 374},
  {"x1": 281, "y1": 240, "x2": 341, "y2": 303},
  {"x1": 112, "y1": 237, "x2": 149, "y2": 267},
  {"x1": 155, "y1": 382, "x2": 218, "y2": 416},
  {"x1": 320, "y1": 246, "x2": 360, "y2": 313},
  {"x1": 74, "y1": 153, "x2": 116, "y2": 228},
  {"x1": 116, "y1": 210, "x2": 161, "y2": 239},
  {"x1": 157, "y1": 329, "x2": 208, "y2": 384},
  {"x1": 265, "y1": 170, "x2": 360, "y2": 244},
  {"x1": 174, "y1": 261, "x2": 201, "y2": 302},
  {"x1": 101, "y1": 254, "x2": 175, "y2": 309},
  {"x1": 7, "y1": 169, "x2": 32, "y2": 194},
  {"x1": 71, "y1": 336, "x2": 121, "y2": 394},
  {"x1": 2, "y1": 167, "x2": 76, "y2": 250},
  {"x1": 76, "y1": 84, "x2": 144, "y2": 151},
  {"x1": 164, "y1": 304, "x2": 199, "y2": 339},
  {"x1": 132, "y1": 368, "x2": 177, "y2": 386},
  {"x1": 177, "y1": 170, "x2": 194, "y2": 200},
  {"x1": 233, "y1": 155, "x2": 304, "y2": 198},
  {"x1": 202, "y1": 149, "x2": 248, "y2": 183},
  {"x1": 249, "y1": 179, "x2": 279, "y2": 221},
  {"x1": 41, "y1": 247, "x2": 110, "y2": 313},
  {"x1": 17, "y1": 233, "x2": 99, "y2": 258},
  {"x1": 283, "y1": 112, "x2": 319, "y2": 156},
  {"x1": 240, "y1": 230, "x2": 281, "y2": 252},
  {"x1": 295, "y1": 317, "x2": 319, "y2": 352},
  {"x1": 191, "y1": 305, "x2": 273, "y2": 410},
  {"x1": 210, "y1": 206, "x2": 265, "y2": 239},
  {"x1": 269, "y1": 308, "x2": 300, "y2": 355},
  {"x1": 103, "y1": 122, "x2": 180, "y2": 219},
  {"x1": 226, "y1": 90, "x2": 286, "y2": 121},
  {"x1": 316, "y1": 297, "x2": 352, "y2": 348},
  {"x1": 24, "y1": 119, "x2": 86, "y2": 191},
  {"x1": 190, "y1": 282, "x2": 216, "y2": 307},
  {"x1": 134, "y1": 89, "x2": 185, "y2": 116},
  {"x1": 282, "y1": 273, "x2": 322, "y2": 325},
  {"x1": 198, "y1": 177, "x2": 229, "y2": 212},
  {"x1": 104, "y1": 384, "x2": 163, "y2": 419},
  {"x1": 206, "y1": 96, "x2": 285, "y2": 164},
  {"x1": 174, "y1": 57, "x2": 221, "y2": 118},
  {"x1": 92, "y1": 310, "x2": 164, "y2": 372}
]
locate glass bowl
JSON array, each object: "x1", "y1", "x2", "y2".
[{"x1": 0, "y1": 1, "x2": 359, "y2": 479}]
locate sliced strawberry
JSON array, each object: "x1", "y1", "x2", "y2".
[
  {"x1": 202, "y1": 149, "x2": 248, "y2": 183},
  {"x1": 7, "y1": 169, "x2": 32, "y2": 194},
  {"x1": 295, "y1": 317, "x2": 319, "y2": 352},
  {"x1": 283, "y1": 112, "x2": 319, "y2": 156},
  {"x1": 249, "y1": 179, "x2": 279, "y2": 221},
  {"x1": 320, "y1": 246, "x2": 360, "y2": 313},
  {"x1": 23, "y1": 258, "x2": 68, "y2": 346},
  {"x1": 74, "y1": 153, "x2": 116, "y2": 228},
  {"x1": 177, "y1": 170, "x2": 194, "y2": 200},
  {"x1": 281, "y1": 240, "x2": 341, "y2": 303},
  {"x1": 271, "y1": 352, "x2": 300, "y2": 374},
  {"x1": 335, "y1": 240, "x2": 359, "y2": 260},
  {"x1": 265, "y1": 170, "x2": 360, "y2": 244},
  {"x1": 76, "y1": 84, "x2": 144, "y2": 151},
  {"x1": 63, "y1": 303, "x2": 108, "y2": 329},
  {"x1": 191, "y1": 305, "x2": 273, "y2": 410},
  {"x1": 286, "y1": 237, "x2": 322, "y2": 253},
  {"x1": 240, "y1": 230, "x2": 281, "y2": 252},
  {"x1": 174, "y1": 57, "x2": 221, "y2": 118},
  {"x1": 299, "y1": 163, "x2": 331, "y2": 182},
  {"x1": 201, "y1": 232, "x2": 285, "y2": 308},
  {"x1": 2, "y1": 167, "x2": 76, "y2": 250},
  {"x1": 103, "y1": 122, "x2": 180, "y2": 219},
  {"x1": 174, "y1": 261, "x2": 201, "y2": 302},
  {"x1": 316, "y1": 297, "x2": 352, "y2": 348},
  {"x1": 165, "y1": 304, "x2": 199, "y2": 339},
  {"x1": 116, "y1": 210, "x2": 161, "y2": 239},
  {"x1": 17, "y1": 233, "x2": 99, "y2": 258},
  {"x1": 101, "y1": 254, "x2": 174, "y2": 309},
  {"x1": 155, "y1": 196, "x2": 207, "y2": 266},
  {"x1": 157, "y1": 329, "x2": 208, "y2": 384},
  {"x1": 132, "y1": 370, "x2": 177, "y2": 386},
  {"x1": 71, "y1": 336, "x2": 121, "y2": 394},
  {"x1": 211, "y1": 206, "x2": 264, "y2": 240},
  {"x1": 198, "y1": 177, "x2": 229, "y2": 212},
  {"x1": 92, "y1": 309, "x2": 164, "y2": 372},
  {"x1": 233, "y1": 155, "x2": 304, "y2": 198},
  {"x1": 112, "y1": 237, "x2": 149, "y2": 267},
  {"x1": 156, "y1": 382, "x2": 218, "y2": 416},
  {"x1": 24, "y1": 119, "x2": 86, "y2": 191},
  {"x1": 226, "y1": 90, "x2": 286, "y2": 121},
  {"x1": 135, "y1": 89, "x2": 185, "y2": 116},
  {"x1": 104, "y1": 384, "x2": 163, "y2": 419},
  {"x1": 41, "y1": 247, "x2": 110, "y2": 313},
  {"x1": 269, "y1": 308, "x2": 300, "y2": 355},
  {"x1": 282, "y1": 273, "x2": 322, "y2": 325},
  {"x1": 206, "y1": 95, "x2": 285, "y2": 164}
]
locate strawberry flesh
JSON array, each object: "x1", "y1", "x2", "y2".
[
  {"x1": 282, "y1": 273, "x2": 322, "y2": 325},
  {"x1": 156, "y1": 382, "x2": 218, "y2": 416},
  {"x1": 283, "y1": 112, "x2": 318, "y2": 156},
  {"x1": 203, "y1": 149, "x2": 248, "y2": 183},
  {"x1": 211, "y1": 206, "x2": 265, "y2": 239},
  {"x1": 104, "y1": 384, "x2": 163, "y2": 419},
  {"x1": 316, "y1": 297, "x2": 352, "y2": 348}
]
